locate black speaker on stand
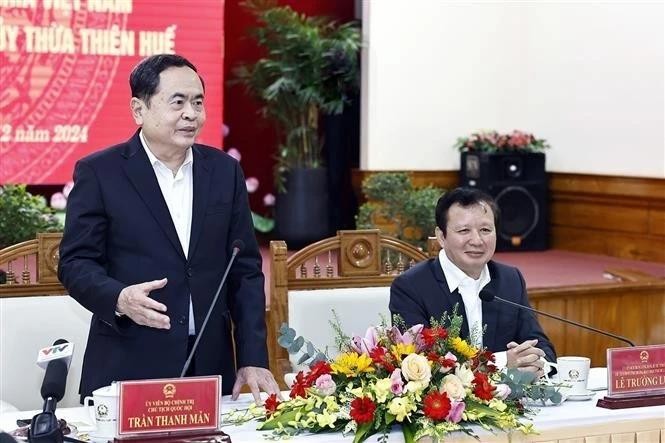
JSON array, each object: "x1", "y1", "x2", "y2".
[{"x1": 460, "y1": 151, "x2": 548, "y2": 251}]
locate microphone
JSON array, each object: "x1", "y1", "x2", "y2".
[
  {"x1": 180, "y1": 240, "x2": 245, "y2": 377},
  {"x1": 29, "y1": 339, "x2": 73, "y2": 443},
  {"x1": 479, "y1": 290, "x2": 635, "y2": 347},
  {"x1": 37, "y1": 339, "x2": 73, "y2": 412}
]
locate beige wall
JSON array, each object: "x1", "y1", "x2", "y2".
[{"x1": 360, "y1": 0, "x2": 664, "y2": 178}]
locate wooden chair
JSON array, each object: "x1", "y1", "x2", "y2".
[
  {"x1": 267, "y1": 229, "x2": 439, "y2": 385},
  {"x1": 0, "y1": 233, "x2": 92, "y2": 410}
]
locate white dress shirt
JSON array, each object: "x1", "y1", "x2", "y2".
[
  {"x1": 140, "y1": 131, "x2": 196, "y2": 335},
  {"x1": 438, "y1": 249, "x2": 508, "y2": 368}
]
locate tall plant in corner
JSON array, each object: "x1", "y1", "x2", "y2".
[{"x1": 232, "y1": 0, "x2": 360, "y2": 246}]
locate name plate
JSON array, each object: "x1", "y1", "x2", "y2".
[
  {"x1": 607, "y1": 344, "x2": 665, "y2": 397},
  {"x1": 117, "y1": 376, "x2": 221, "y2": 437}
]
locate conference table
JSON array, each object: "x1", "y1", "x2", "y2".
[{"x1": 2, "y1": 373, "x2": 663, "y2": 442}]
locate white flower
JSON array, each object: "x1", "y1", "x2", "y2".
[
  {"x1": 440, "y1": 374, "x2": 467, "y2": 401},
  {"x1": 401, "y1": 353, "x2": 431, "y2": 384},
  {"x1": 245, "y1": 177, "x2": 259, "y2": 193},
  {"x1": 372, "y1": 378, "x2": 392, "y2": 403},
  {"x1": 50, "y1": 192, "x2": 67, "y2": 210},
  {"x1": 455, "y1": 363, "x2": 475, "y2": 386}
]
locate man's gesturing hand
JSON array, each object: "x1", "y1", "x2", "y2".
[{"x1": 116, "y1": 278, "x2": 170, "y2": 329}]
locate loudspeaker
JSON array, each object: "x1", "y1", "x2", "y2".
[{"x1": 460, "y1": 152, "x2": 548, "y2": 251}]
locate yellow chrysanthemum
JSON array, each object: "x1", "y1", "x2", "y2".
[
  {"x1": 391, "y1": 343, "x2": 417, "y2": 361},
  {"x1": 450, "y1": 337, "x2": 478, "y2": 359},
  {"x1": 330, "y1": 352, "x2": 375, "y2": 376}
]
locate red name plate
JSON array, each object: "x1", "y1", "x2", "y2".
[
  {"x1": 607, "y1": 344, "x2": 665, "y2": 397},
  {"x1": 117, "y1": 376, "x2": 221, "y2": 437}
]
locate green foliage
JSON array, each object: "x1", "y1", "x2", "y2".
[
  {"x1": 251, "y1": 211, "x2": 275, "y2": 233},
  {"x1": 500, "y1": 368, "x2": 565, "y2": 406},
  {"x1": 277, "y1": 322, "x2": 327, "y2": 366},
  {"x1": 355, "y1": 172, "x2": 444, "y2": 249},
  {"x1": 233, "y1": 0, "x2": 361, "y2": 190},
  {"x1": 0, "y1": 185, "x2": 62, "y2": 249}
]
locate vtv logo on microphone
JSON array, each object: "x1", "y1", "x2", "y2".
[
  {"x1": 41, "y1": 344, "x2": 70, "y2": 356},
  {"x1": 36, "y1": 342, "x2": 74, "y2": 369}
]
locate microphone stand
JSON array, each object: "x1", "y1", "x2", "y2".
[
  {"x1": 492, "y1": 294, "x2": 635, "y2": 347},
  {"x1": 180, "y1": 245, "x2": 242, "y2": 377}
]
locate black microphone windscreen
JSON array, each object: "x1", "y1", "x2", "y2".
[
  {"x1": 52, "y1": 338, "x2": 68, "y2": 346},
  {"x1": 40, "y1": 359, "x2": 67, "y2": 401},
  {"x1": 0, "y1": 432, "x2": 19, "y2": 443},
  {"x1": 231, "y1": 239, "x2": 244, "y2": 253},
  {"x1": 479, "y1": 290, "x2": 495, "y2": 302}
]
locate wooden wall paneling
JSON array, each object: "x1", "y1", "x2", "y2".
[
  {"x1": 550, "y1": 198, "x2": 649, "y2": 234},
  {"x1": 647, "y1": 290, "x2": 665, "y2": 344},
  {"x1": 551, "y1": 226, "x2": 665, "y2": 263},
  {"x1": 649, "y1": 209, "x2": 665, "y2": 236},
  {"x1": 529, "y1": 282, "x2": 665, "y2": 366},
  {"x1": 353, "y1": 170, "x2": 665, "y2": 262}
]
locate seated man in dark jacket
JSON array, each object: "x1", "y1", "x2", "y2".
[{"x1": 390, "y1": 187, "x2": 556, "y2": 377}]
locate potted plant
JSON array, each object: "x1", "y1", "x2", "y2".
[
  {"x1": 233, "y1": 0, "x2": 361, "y2": 248},
  {"x1": 356, "y1": 172, "x2": 444, "y2": 250},
  {"x1": 0, "y1": 184, "x2": 62, "y2": 249}
]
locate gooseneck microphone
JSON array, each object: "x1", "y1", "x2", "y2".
[
  {"x1": 180, "y1": 239, "x2": 245, "y2": 377},
  {"x1": 479, "y1": 290, "x2": 635, "y2": 347},
  {"x1": 29, "y1": 339, "x2": 73, "y2": 443}
]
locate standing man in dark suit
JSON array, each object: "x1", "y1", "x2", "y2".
[
  {"x1": 390, "y1": 187, "x2": 555, "y2": 377},
  {"x1": 59, "y1": 54, "x2": 280, "y2": 402}
]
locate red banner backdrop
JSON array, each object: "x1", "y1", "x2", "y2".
[{"x1": 0, "y1": 0, "x2": 224, "y2": 184}]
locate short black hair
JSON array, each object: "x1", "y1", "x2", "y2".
[
  {"x1": 129, "y1": 54, "x2": 204, "y2": 104},
  {"x1": 435, "y1": 187, "x2": 500, "y2": 236}
]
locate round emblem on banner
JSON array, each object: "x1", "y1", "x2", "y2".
[{"x1": 1, "y1": 5, "x2": 127, "y2": 182}]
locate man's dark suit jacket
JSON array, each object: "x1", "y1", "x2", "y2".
[
  {"x1": 390, "y1": 257, "x2": 556, "y2": 362},
  {"x1": 58, "y1": 131, "x2": 268, "y2": 398}
]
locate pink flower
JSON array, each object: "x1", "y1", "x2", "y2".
[
  {"x1": 447, "y1": 400, "x2": 465, "y2": 423},
  {"x1": 263, "y1": 193, "x2": 275, "y2": 207},
  {"x1": 62, "y1": 181, "x2": 74, "y2": 198},
  {"x1": 390, "y1": 368, "x2": 404, "y2": 395},
  {"x1": 389, "y1": 324, "x2": 424, "y2": 349},
  {"x1": 494, "y1": 383, "x2": 511, "y2": 400},
  {"x1": 227, "y1": 147, "x2": 241, "y2": 161},
  {"x1": 50, "y1": 192, "x2": 67, "y2": 210},
  {"x1": 245, "y1": 177, "x2": 259, "y2": 193},
  {"x1": 314, "y1": 374, "x2": 336, "y2": 396},
  {"x1": 350, "y1": 326, "x2": 381, "y2": 354}
]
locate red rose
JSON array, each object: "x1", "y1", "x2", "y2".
[
  {"x1": 264, "y1": 393, "x2": 280, "y2": 415},
  {"x1": 290, "y1": 371, "x2": 308, "y2": 399},
  {"x1": 423, "y1": 391, "x2": 451, "y2": 421},
  {"x1": 350, "y1": 397, "x2": 376, "y2": 424},
  {"x1": 473, "y1": 372, "x2": 495, "y2": 401}
]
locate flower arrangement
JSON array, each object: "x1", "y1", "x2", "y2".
[
  {"x1": 454, "y1": 130, "x2": 550, "y2": 153},
  {"x1": 225, "y1": 310, "x2": 562, "y2": 442}
]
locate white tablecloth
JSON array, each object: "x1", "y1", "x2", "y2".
[{"x1": 2, "y1": 369, "x2": 664, "y2": 442}]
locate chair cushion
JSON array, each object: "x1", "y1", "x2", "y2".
[
  {"x1": 0, "y1": 295, "x2": 91, "y2": 410},
  {"x1": 287, "y1": 287, "x2": 391, "y2": 371}
]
